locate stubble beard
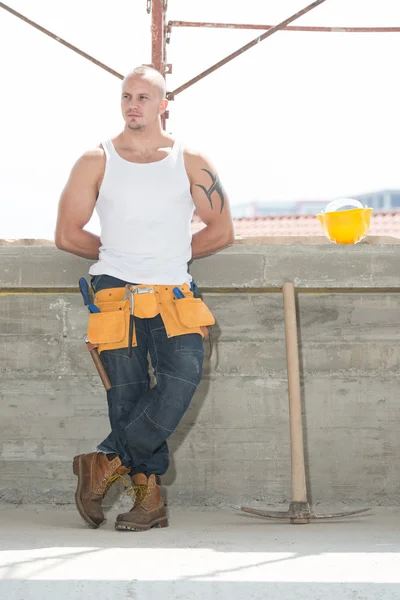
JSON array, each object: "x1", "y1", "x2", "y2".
[{"x1": 127, "y1": 122, "x2": 145, "y2": 132}]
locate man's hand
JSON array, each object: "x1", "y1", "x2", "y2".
[{"x1": 184, "y1": 150, "x2": 235, "y2": 259}]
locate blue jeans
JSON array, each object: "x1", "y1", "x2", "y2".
[{"x1": 90, "y1": 275, "x2": 204, "y2": 476}]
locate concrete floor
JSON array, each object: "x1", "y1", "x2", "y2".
[{"x1": 0, "y1": 506, "x2": 400, "y2": 600}]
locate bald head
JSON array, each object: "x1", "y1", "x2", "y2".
[
  {"x1": 123, "y1": 65, "x2": 166, "y2": 100},
  {"x1": 121, "y1": 65, "x2": 168, "y2": 131}
]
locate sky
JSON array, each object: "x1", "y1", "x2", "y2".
[{"x1": 1, "y1": 0, "x2": 400, "y2": 239}]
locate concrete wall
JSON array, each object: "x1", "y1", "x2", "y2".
[{"x1": 1, "y1": 242, "x2": 400, "y2": 508}]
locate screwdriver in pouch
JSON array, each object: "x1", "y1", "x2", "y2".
[
  {"x1": 79, "y1": 277, "x2": 100, "y2": 313},
  {"x1": 190, "y1": 281, "x2": 199, "y2": 298},
  {"x1": 173, "y1": 287, "x2": 186, "y2": 299}
]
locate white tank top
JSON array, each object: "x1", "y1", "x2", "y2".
[{"x1": 89, "y1": 139, "x2": 194, "y2": 285}]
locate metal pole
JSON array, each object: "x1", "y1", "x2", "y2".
[
  {"x1": 151, "y1": 0, "x2": 164, "y2": 74},
  {"x1": 0, "y1": 2, "x2": 124, "y2": 80},
  {"x1": 169, "y1": 21, "x2": 400, "y2": 34},
  {"x1": 151, "y1": 0, "x2": 168, "y2": 129}
]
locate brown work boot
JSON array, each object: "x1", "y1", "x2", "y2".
[
  {"x1": 73, "y1": 452, "x2": 130, "y2": 529},
  {"x1": 115, "y1": 473, "x2": 168, "y2": 531}
]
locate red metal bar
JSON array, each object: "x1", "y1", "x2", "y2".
[
  {"x1": 167, "y1": 0, "x2": 328, "y2": 99},
  {"x1": 169, "y1": 21, "x2": 400, "y2": 34},
  {"x1": 150, "y1": 0, "x2": 168, "y2": 129},
  {"x1": 163, "y1": 1, "x2": 169, "y2": 68},
  {"x1": 151, "y1": 0, "x2": 165, "y2": 74},
  {"x1": 0, "y1": 2, "x2": 124, "y2": 80}
]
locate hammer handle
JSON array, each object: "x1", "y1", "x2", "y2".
[{"x1": 86, "y1": 342, "x2": 112, "y2": 391}]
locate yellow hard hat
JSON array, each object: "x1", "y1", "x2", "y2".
[{"x1": 317, "y1": 199, "x2": 373, "y2": 245}]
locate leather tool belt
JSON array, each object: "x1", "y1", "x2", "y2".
[{"x1": 87, "y1": 283, "x2": 215, "y2": 354}]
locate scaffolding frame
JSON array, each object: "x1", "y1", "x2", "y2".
[{"x1": 1, "y1": 0, "x2": 399, "y2": 128}]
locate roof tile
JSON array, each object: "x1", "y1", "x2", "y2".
[{"x1": 191, "y1": 211, "x2": 400, "y2": 238}]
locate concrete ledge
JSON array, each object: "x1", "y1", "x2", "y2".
[
  {"x1": 2, "y1": 235, "x2": 400, "y2": 246},
  {"x1": 2, "y1": 244, "x2": 400, "y2": 507},
  {"x1": 1, "y1": 242, "x2": 400, "y2": 289}
]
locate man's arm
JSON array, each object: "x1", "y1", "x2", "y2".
[
  {"x1": 54, "y1": 149, "x2": 105, "y2": 259},
  {"x1": 184, "y1": 150, "x2": 235, "y2": 259}
]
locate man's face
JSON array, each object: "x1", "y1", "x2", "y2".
[{"x1": 121, "y1": 75, "x2": 167, "y2": 131}]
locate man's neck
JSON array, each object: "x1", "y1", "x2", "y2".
[{"x1": 120, "y1": 126, "x2": 169, "y2": 151}]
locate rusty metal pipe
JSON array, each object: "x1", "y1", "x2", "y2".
[
  {"x1": 151, "y1": 0, "x2": 165, "y2": 74},
  {"x1": 169, "y1": 21, "x2": 400, "y2": 33},
  {"x1": 0, "y1": 2, "x2": 124, "y2": 80},
  {"x1": 150, "y1": 0, "x2": 168, "y2": 129}
]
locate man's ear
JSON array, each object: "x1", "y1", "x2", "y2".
[{"x1": 159, "y1": 99, "x2": 169, "y2": 115}]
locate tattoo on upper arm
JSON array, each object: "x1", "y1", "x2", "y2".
[{"x1": 195, "y1": 169, "x2": 225, "y2": 213}]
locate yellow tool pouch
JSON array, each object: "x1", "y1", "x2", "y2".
[
  {"x1": 87, "y1": 297, "x2": 130, "y2": 353},
  {"x1": 174, "y1": 297, "x2": 215, "y2": 328},
  {"x1": 86, "y1": 284, "x2": 215, "y2": 354}
]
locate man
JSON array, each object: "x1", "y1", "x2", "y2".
[{"x1": 55, "y1": 65, "x2": 234, "y2": 531}]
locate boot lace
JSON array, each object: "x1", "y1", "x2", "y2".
[
  {"x1": 103, "y1": 473, "x2": 131, "y2": 496},
  {"x1": 127, "y1": 484, "x2": 149, "y2": 507}
]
